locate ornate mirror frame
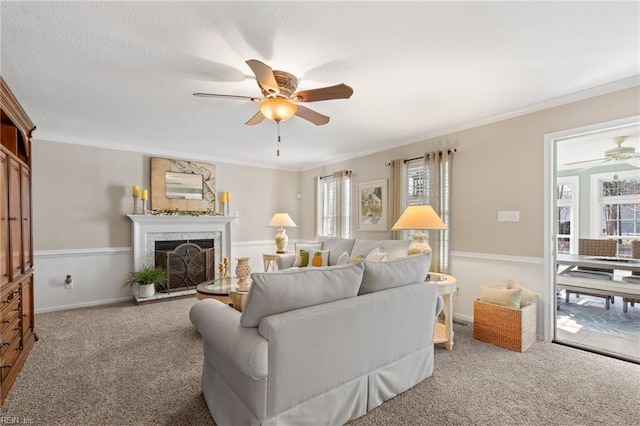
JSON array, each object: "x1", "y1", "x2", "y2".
[{"x1": 150, "y1": 157, "x2": 216, "y2": 212}]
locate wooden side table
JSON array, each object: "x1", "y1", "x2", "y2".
[
  {"x1": 263, "y1": 252, "x2": 290, "y2": 271},
  {"x1": 427, "y1": 272, "x2": 457, "y2": 350}
]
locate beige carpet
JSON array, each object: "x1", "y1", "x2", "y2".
[{"x1": 1, "y1": 296, "x2": 639, "y2": 425}]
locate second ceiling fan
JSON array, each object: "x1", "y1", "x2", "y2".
[{"x1": 194, "y1": 59, "x2": 353, "y2": 126}]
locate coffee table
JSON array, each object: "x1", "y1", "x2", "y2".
[{"x1": 196, "y1": 277, "x2": 251, "y2": 310}]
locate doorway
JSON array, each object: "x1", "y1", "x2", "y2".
[{"x1": 547, "y1": 116, "x2": 640, "y2": 363}]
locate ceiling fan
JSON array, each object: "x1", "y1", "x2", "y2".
[
  {"x1": 564, "y1": 136, "x2": 640, "y2": 166},
  {"x1": 193, "y1": 59, "x2": 353, "y2": 127}
]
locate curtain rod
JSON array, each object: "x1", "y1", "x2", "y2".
[
  {"x1": 319, "y1": 170, "x2": 352, "y2": 180},
  {"x1": 403, "y1": 149, "x2": 457, "y2": 163}
]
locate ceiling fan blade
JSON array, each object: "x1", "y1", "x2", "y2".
[
  {"x1": 193, "y1": 93, "x2": 260, "y2": 102},
  {"x1": 293, "y1": 84, "x2": 353, "y2": 102},
  {"x1": 245, "y1": 111, "x2": 265, "y2": 126},
  {"x1": 295, "y1": 105, "x2": 330, "y2": 126},
  {"x1": 563, "y1": 157, "x2": 608, "y2": 166},
  {"x1": 246, "y1": 59, "x2": 280, "y2": 95}
]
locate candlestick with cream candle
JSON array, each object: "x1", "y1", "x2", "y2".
[
  {"x1": 132, "y1": 185, "x2": 140, "y2": 214},
  {"x1": 140, "y1": 189, "x2": 148, "y2": 214}
]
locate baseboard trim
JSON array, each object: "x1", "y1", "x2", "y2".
[{"x1": 36, "y1": 296, "x2": 134, "y2": 314}]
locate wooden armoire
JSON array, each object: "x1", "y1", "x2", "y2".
[{"x1": 0, "y1": 76, "x2": 36, "y2": 405}]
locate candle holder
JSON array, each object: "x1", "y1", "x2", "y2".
[
  {"x1": 141, "y1": 200, "x2": 147, "y2": 214},
  {"x1": 132, "y1": 196, "x2": 140, "y2": 214}
]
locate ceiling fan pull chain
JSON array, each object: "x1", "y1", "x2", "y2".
[{"x1": 277, "y1": 121, "x2": 281, "y2": 157}]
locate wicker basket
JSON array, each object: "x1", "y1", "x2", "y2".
[{"x1": 473, "y1": 299, "x2": 537, "y2": 352}]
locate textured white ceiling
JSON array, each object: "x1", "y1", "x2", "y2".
[{"x1": 1, "y1": 1, "x2": 639, "y2": 171}]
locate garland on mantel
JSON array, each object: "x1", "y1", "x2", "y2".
[{"x1": 146, "y1": 208, "x2": 225, "y2": 217}]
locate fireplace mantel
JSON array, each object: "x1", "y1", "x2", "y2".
[{"x1": 127, "y1": 214, "x2": 233, "y2": 271}]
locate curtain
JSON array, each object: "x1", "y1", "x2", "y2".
[
  {"x1": 424, "y1": 150, "x2": 454, "y2": 273},
  {"x1": 389, "y1": 159, "x2": 406, "y2": 240}
]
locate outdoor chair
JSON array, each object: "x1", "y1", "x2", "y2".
[{"x1": 565, "y1": 239, "x2": 617, "y2": 306}]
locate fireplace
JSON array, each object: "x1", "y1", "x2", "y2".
[
  {"x1": 155, "y1": 239, "x2": 215, "y2": 292},
  {"x1": 128, "y1": 215, "x2": 233, "y2": 296}
]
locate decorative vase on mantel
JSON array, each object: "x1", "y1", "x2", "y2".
[{"x1": 236, "y1": 257, "x2": 251, "y2": 291}]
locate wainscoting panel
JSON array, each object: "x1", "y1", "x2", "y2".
[
  {"x1": 450, "y1": 251, "x2": 551, "y2": 341},
  {"x1": 34, "y1": 248, "x2": 134, "y2": 313},
  {"x1": 33, "y1": 241, "x2": 277, "y2": 313}
]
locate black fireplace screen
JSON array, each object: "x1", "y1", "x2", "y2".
[{"x1": 154, "y1": 240, "x2": 215, "y2": 292}]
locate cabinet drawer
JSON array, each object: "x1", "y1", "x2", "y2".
[
  {"x1": 1, "y1": 296, "x2": 21, "y2": 331},
  {"x1": 1, "y1": 282, "x2": 20, "y2": 306},
  {"x1": 0, "y1": 337, "x2": 21, "y2": 382},
  {"x1": 0, "y1": 315, "x2": 21, "y2": 355}
]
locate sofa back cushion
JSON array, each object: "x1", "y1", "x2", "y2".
[
  {"x1": 359, "y1": 252, "x2": 431, "y2": 295},
  {"x1": 350, "y1": 239, "x2": 410, "y2": 261},
  {"x1": 315, "y1": 236, "x2": 356, "y2": 265},
  {"x1": 240, "y1": 261, "x2": 365, "y2": 327}
]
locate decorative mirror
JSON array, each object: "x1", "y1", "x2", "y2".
[{"x1": 150, "y1": 157, "x2": 216, "y2": 211}]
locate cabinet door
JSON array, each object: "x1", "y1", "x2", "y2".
[
  {"x1": 0, "y1": 151, "x2": 8, "y2": 286},
  {"x1": 20, "y1": 167, "x2": 31, "y2": 271},
  {"x1": 7, "y1": 158, "x2": 22, "y2": 279},
  {"x1": 20, "y1": 275, "x2": 33, "y2": 339}
]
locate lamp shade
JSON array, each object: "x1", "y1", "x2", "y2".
[
  {"x1": 391, "y1": 205, "x2": 447, "y2": 230},
  {"x1": 267, "y1": 213, "x2": 297, "y2": 228},
  {"x1": 259, "y1": 98, "x2": 298, "y2": 122}
]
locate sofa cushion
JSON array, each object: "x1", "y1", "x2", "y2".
[
  {"x1": 359, "y1": 252, "x2": 431, "y2": 295},
  {"x1": 365, "y1": 247, "x2": 387, "y2": 262},
  {"x1": 293, "y1": 243, "x2": 323, "y2": 267},
  {"x1": 307, "y1": 249, "x2": 330, "y2": 267},
  {"x1": 379, "y1": 240, "x2": 410, "y2": 259},
  {"x1": 351, "y1": 240, "x2": 382, "y2": 259},
  {"x1": 240, "y1": 261, "x2": 365, "y2": 327},
  {"x1": 315, "y1": 236, "x2": 356, "y2": 265}
]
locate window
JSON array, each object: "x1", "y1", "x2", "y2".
[
  {"x1": 591, "y1": 170, "x2": 640, "y2": 257},
  {"x1": 404, "y1": 154, "x2": 453, "y2": 272},
  {"x1": 556, "y1": 176, "x2": 579, "y2": 254},
  {"x1": 318, "y1": 171, "x2": 351, "y2": 238}
]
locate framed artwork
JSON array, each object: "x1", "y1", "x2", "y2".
[{"x1": 357, "y1": 179, "x2": 388, "y2": 231}]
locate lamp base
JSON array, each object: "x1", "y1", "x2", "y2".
[
  {"x1": 408, "y1": 231, "x2": 432, "y2": 255},
  {"x1": 275, "y1": 227, "x2": 288, "y2": 254}
]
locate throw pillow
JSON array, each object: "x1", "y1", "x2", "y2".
[
  {"x1": 337, "y1": 251, "x2": 350, "y2": 265},
  {"x1": 506, "y1": 279, "x2": 540, "y2": 307},
  {"x1": 315, "y1": 236, "x2": 356, "y2": 265},
  {"x1": 359, "y1": 252, "x2": 431, "y2": 295},
  {"x1": 478, "y1": 286, "x2": 522, "y2": 309},
  {"x1": 240, "y1": 262, "x2": 365, "y2": 327},
  {"x1": 351, "y1": 255, "x2": 364, "y2": 263},
  {"x1": 365, "y1": 246, "x2": 388, "y2": 262},
  {"x1": 293, "y1": 243, "x2": 323, "y2": 267},
  {"x1": 351, "y1": 240, "x2": 382, "y2": 260},
  {"x1": 299, "y1": 250, "x2": 310, "y2": 268},
  {"x1": 307, "y1": 249, "x2": 330, "y2": 267}
]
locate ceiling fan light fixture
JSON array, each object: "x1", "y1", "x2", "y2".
[{"x1": 259, "y1": 98, "x2": 297, "y2": 122}]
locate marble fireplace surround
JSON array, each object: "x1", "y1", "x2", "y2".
[{"x1": 127, "y1": 214, "x2": 232, "y2": 278}]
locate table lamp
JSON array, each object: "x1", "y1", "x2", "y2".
[
  {"x1": 267, "y1": 213, "x2": 297, "y2": 253},
  {"x1": 391, "y1": 205, "x2": 447, "y2": 255}
]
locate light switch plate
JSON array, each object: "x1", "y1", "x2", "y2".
[{"x1": 498, "y1": 210, "x2": 520, "y2": 222}]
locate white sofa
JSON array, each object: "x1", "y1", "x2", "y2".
[
  {"x1": 190, "y1": 252, "x2": 442, "y2": 425},
  {"x1": 275, "y1": 236, "x2": 411, "y2": 270}
]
